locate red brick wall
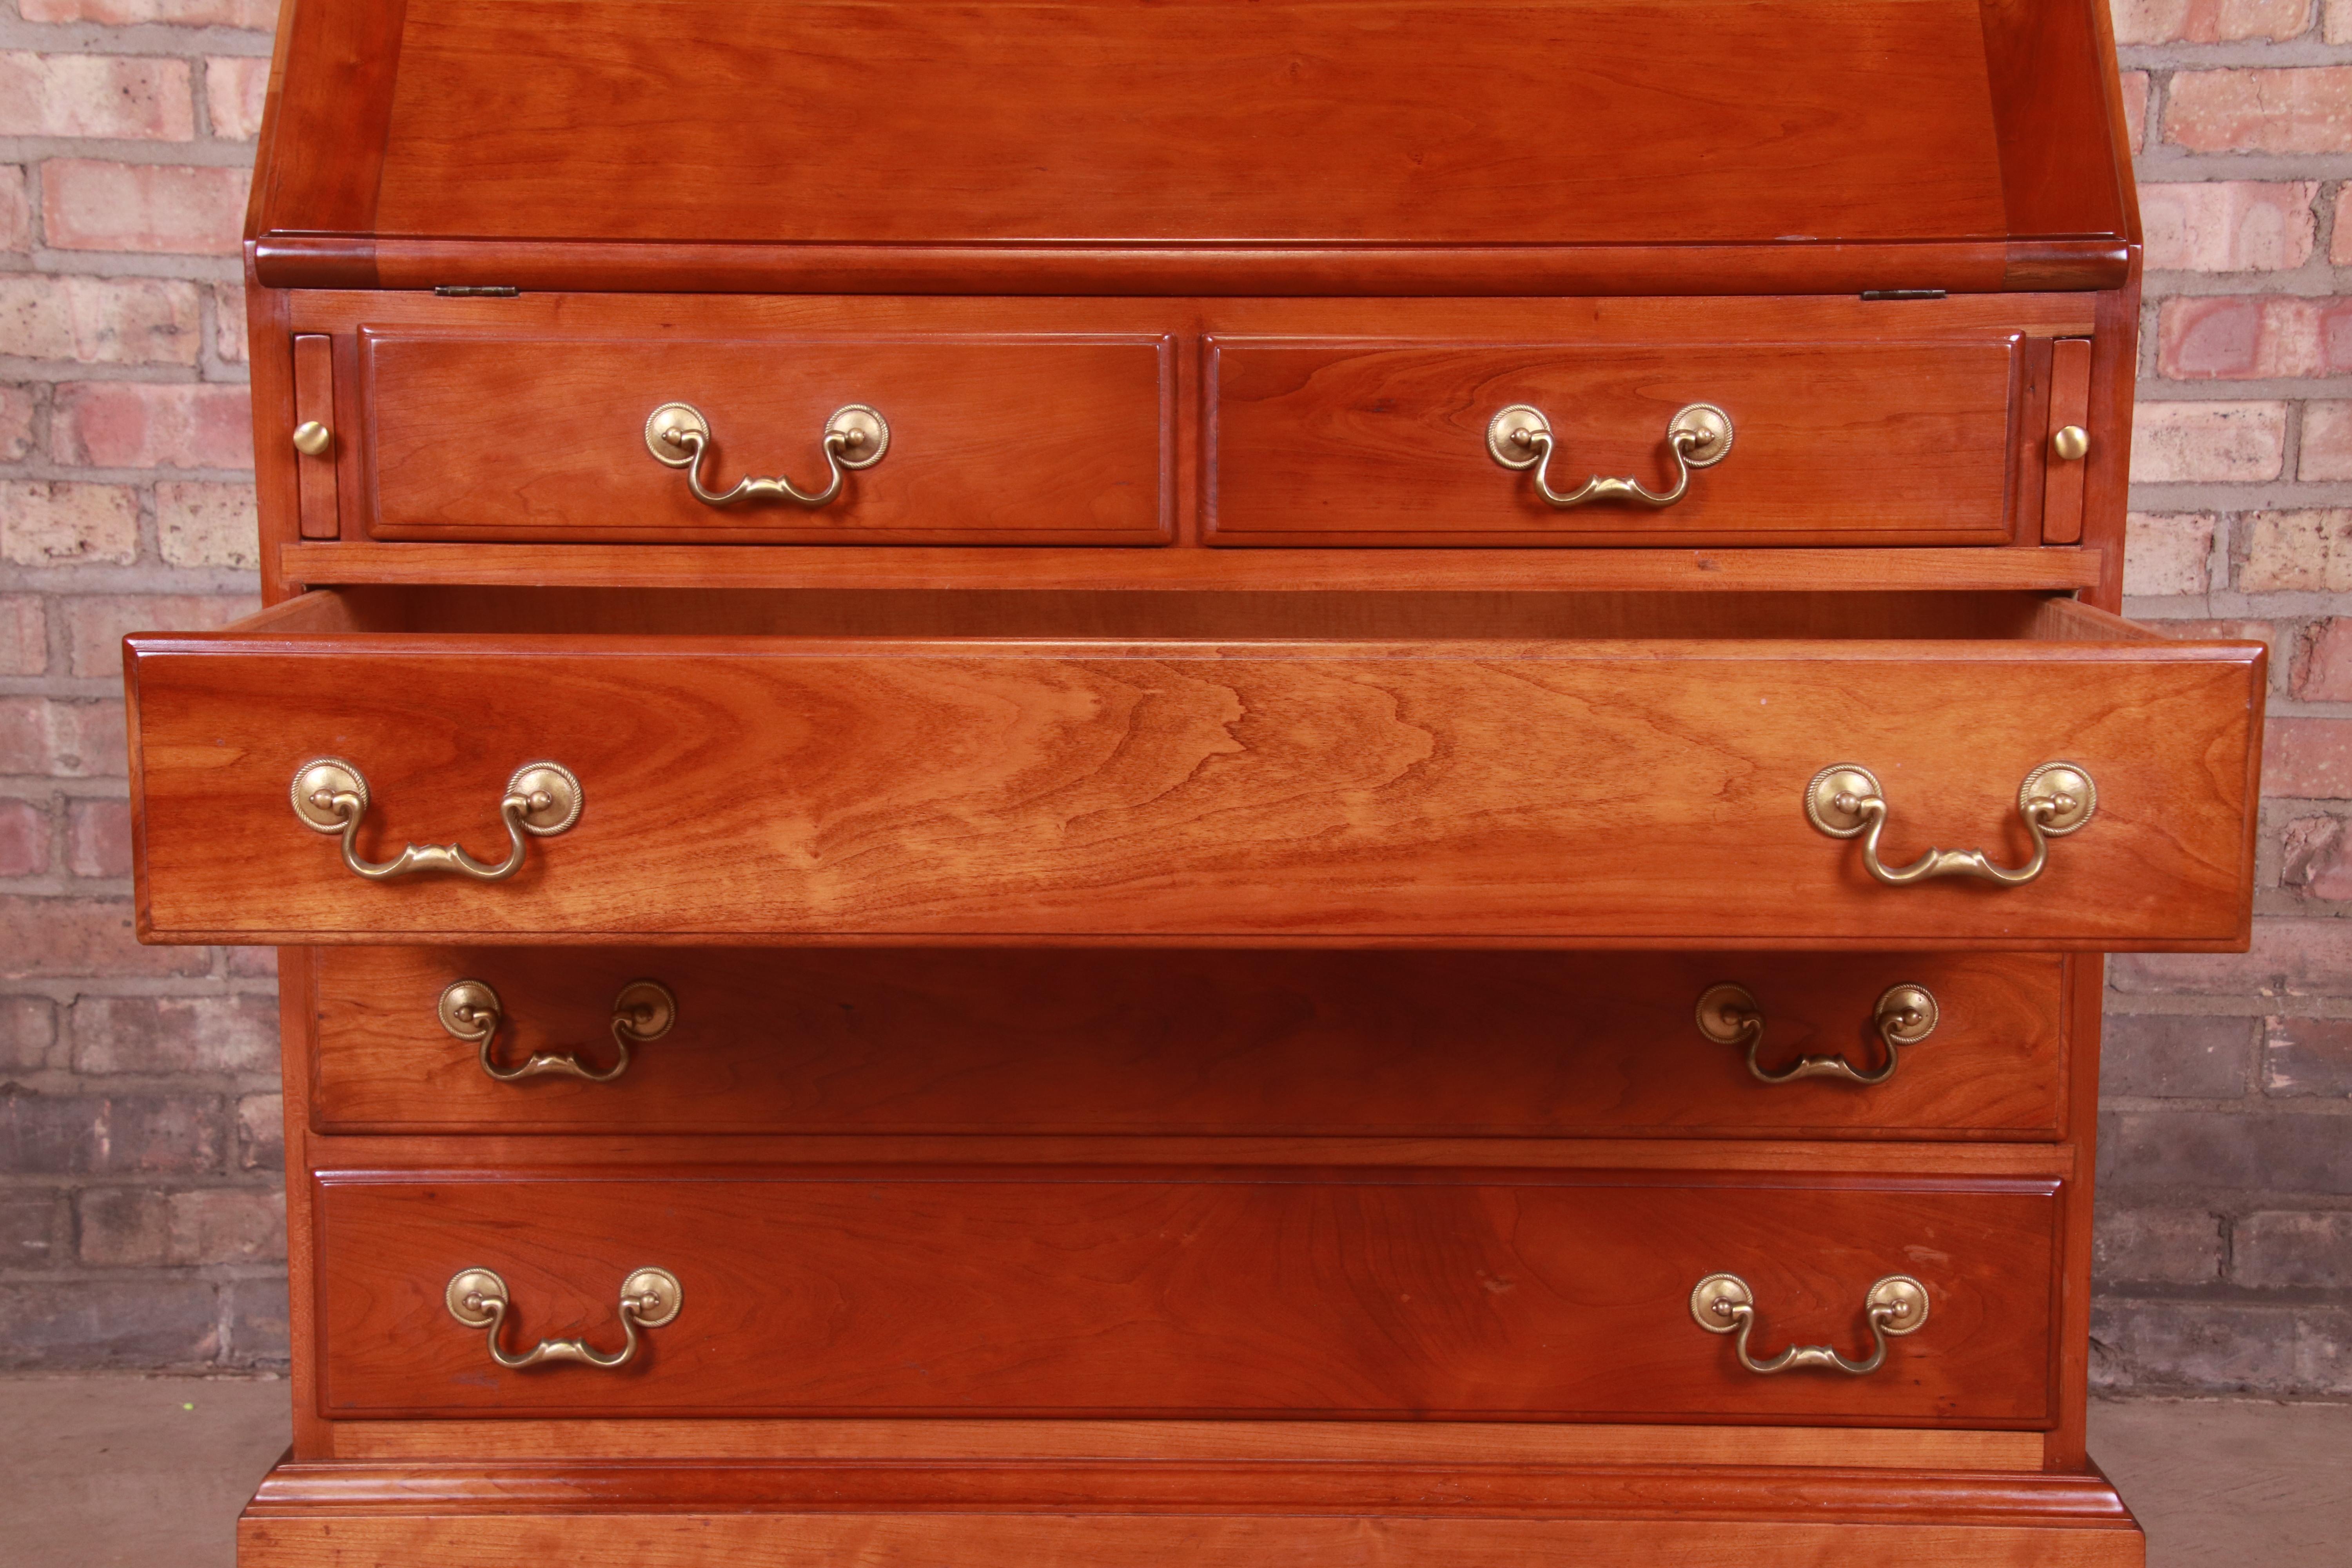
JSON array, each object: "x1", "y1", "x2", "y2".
[{"x1": 0, "y1": 2, "x2": 2346, "y2": 1387}]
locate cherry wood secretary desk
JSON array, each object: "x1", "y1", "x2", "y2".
[{"x1": 121, "y1": 1, "x2": 2259, "y2": 1562}]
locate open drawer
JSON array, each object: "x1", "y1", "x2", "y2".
[{"x1": 123, "y1": 588, "x2": 2261, "y2": 948}]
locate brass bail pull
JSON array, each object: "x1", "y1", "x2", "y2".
[
  {"x1": 645, "y1": 401, "x2": 889, "y2": 508},
  {"x1": 290, "y1": 758, "x2": 582, "y2": 882},
  {"x1": 1695, "y1": 982, "x2": 1939, "y2": 1087},
  {"x1": 1690, "y1": 1272, "x2": 1929, "y2": 1376},
  {"x1": 1805, "y1": 762, "x2": 2097, "y2": 888},
  {"x1": 445, "y1": 1266, "x2": 683, "y2": 1371},
  {"x1": 438, "y1": 979, "x2": 677, "y2": 1084},
  {"x1": 1486, "y1": 401, "x2": 1733, "y2": 509}
]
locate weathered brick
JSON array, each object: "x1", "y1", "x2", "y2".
[
  {"x1": 0, "y1": 797, "x2": 49, "y2": 877},
  {"x1": 2166, "y1": 68, "x2": 2352, "y2": 155},
  {"x1": 2156, "y1": 296, "x2": 2352, "y2": 380},
  {"x1": 63, "y1": 592, "x2": 259, "y2": 678},
  {"x1": 2092, "y1": 1206, "x2": 2226, "y2": 1286},
  {"x1": 2102, "y1": 1011, "x2": 2256, "y2": 1098},
  {"x1": 75, "y1": 1186, "x2": 166, "y2": 1266},
  {"x1": 2131, "y1": 401, "x2": 2287, "y2": 484},
  {"x1": 0, "y1": 53, "x2": 193, "y2": 141},
  {"x1": 40, "y1": 159, "x2": 249, "y2": 256},
  {"x1": 2092, "y1": 1299, "x2": 2351, "y2": 1395},
  {"x1": 167, "y1": 1186, "x2": 283, "y2": 1265},
  {"x1": 210, "y1": 282, "x2": 246, "y2": 364},
  {"x1": 2303, "y1": 401, "x2": 2352, "y2": 482},
  {"x1": 2121, "y1": 512, "x2": 2214, "y2": 595},
  {"x1": 2292, "y1": 619, "x2": 2352, "y2": 701},
  {"x1": 223, "y1": 1275, "x2": 288, "y2": 1367},
  {"x1": 2240, "y1": 508, "x2": 2352, "y2": 592},
  {"x1": 2264, "y1": 717, "x2": 2352, "y2": 797},
  {"x1": 70, "y1": 993, "x2": 278, "y2": 1076},
  {"x1": 0, "y1": 1191, "x2": 60, "y2": 1269},
  {"x1": 51, "y1": 381, "x2": 252, "y2": 470},
  {"x1": 2121, "y1": 71, "x2": 2149, "y2": 155},
  {"x1": 0, "y1": 1278, "x2": 220, "y2": 1369},
  {"x1": 2101, "y1": 1108, "x2": 2352, "y2": 1194},
  {"x1": 0, "y1": 697, "x2": 125, "y2": 779},
  {"x1": 0, "y1": 385, "x2": 32, "y2": 465},
  {"x1": 0, "y1": 1089, "x2": 222, "y2": 1175},
  {"x1": 2280, "y1": 813, "x2": 2352, "y2": 900},
  {"x1": 2142, "y1": 181, "x2": 2317, "y2": 272},
  {"x1": 20, "y1": 0, "x2": 279, "y2": 22},
  {"x1": 0, "y1": 275, "x2": 201, "y2": 366},
  {"x1": 226, "y1": 946, "x2": 275, "y2": 978},
  {"x1": 65, "y1": 797, "x2": 130, "y2": 879},
  {"x1": 2111, "y1": 0, "x2": 2316, "y2": 42},
  {"x1": 2329, "y1": 0, "x2": 2352, "y2": 38},
  {"x1": 0, "y1": 164, "x2": 27, "y2": 252},
  {"x1": 2114, "y1": 919, "x2": 2352, "y2": 996},
  {"x1": 156, "y1": 482, "x2": 259, "y2": 569},
  {"x1": 235, "y1": 1091, "x2": 281, "y2": 1171},
  {"x1": 0, "y1": 595, "x2": 43, "y2": 676},
  {"x1": 0, "y1": 995, "x2": 56, "y2": 1072},
  {"x1": 0, "y1": 481, "x2": 139, "y2": 567},
  {"x1": 0, "y1": 896, "x2": 210, "y2": 980},
  {"x1": 203, "y1": 56, "x2": 269, "y2": 142},
  {"x1": 2235, "y1": 1209, "x2": 2352, "y2": 1286},
  {"x1": 2266, "y1": 1015, "x2": 2352, "y2": 1096}
]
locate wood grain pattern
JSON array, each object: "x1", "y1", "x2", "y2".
[
  {"x1": 2042, "y1": 339, "x2": 2094, "y2": 546},
  {"x1": 1207, "y1": 336, "x2": 2019, "y2": 545},
  {"x1": 306, "y1": 948, "x2": 2066, "y2": 1140},
  {"x1": 237, "y1": 1507, "x2": 2146, "y2": 1568},
  {"x1": 329, "y1": 1417, "x2": 2046, "y2": 1468},
  {"x1": 292, "y1": 334, "x2": 339, "y2": 540},
  {"x1": 313, "y1": 1169, "x2": 2059, "y2": 1421},
  {"x1": 128, "y1": 591, "x2": 2259, "y2": 947},
  {"x1": 361, "y1": 332, "x2": 1172, "y2": 544}
]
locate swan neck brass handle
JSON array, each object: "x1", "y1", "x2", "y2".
[
  {"x1": 646, "y1": 401, "x2": 888, "y2": 508},
  {"x1": 1690, "y1": 1272, "x2": 1929, "y2": 1376},
  {"x1": 1486, "y1": 401, "x2": 1732, "y2": 509},
  {"x1": 438, "y1": 978, "x2": 677, "y2": 1084},
  {"x1": 1806, "y1": 762, "x2": 2096, "y2": 887},
  {"x1": 446, "y1": 1266, "x2": 682, "y2": 1370},
  {"x1": 290, "y1": 758, "x2": 581, "y2": 882},
  {"x1": 1695, "y1": 982, "x2": 1939, "y2": 1087}
]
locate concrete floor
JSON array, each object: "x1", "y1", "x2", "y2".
[{"x1": 0, "y1": 1379, "x2": 2345, "y2": 1564}]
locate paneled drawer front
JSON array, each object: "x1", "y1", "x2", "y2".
[
  {"x1": 360, "y1": 331, "x2": 1174, "y2": 543},
  {"x1": 316, "y1": 1170, "x2": 2058, "y2": 1422},
  {"x1": 1206, "y1": 334, "x2": 2022, "y2": 545},
  {"x1": 127, "y1": 592, "x2": 2261, "y2": 948},
  {"x1": 310, "y1": 948, "x2": 2066, "y2": 1139}
]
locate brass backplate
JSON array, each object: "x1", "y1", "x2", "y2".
[
  {"x1": 1876, "y1": 983, "x2": 1940, "y2": 1045},
  {"x1": 621, "y1": 1266, "x2": 684, "y2": 1326},
  {"x1": 437, "y1": 979, "x2": 501, "y2": 1040},
  {"x1": 1668, "y1": 402, "x2": 1735, "y2": 466},
  {"x1": 613, "y1": 979, "x2": 678, "y2": 1041},
  {"x1": 825, "y1": 404, "x2": 891, "y2": 469},
  {"x1": 644, "y1": 403, "x2": 710, "y2": 467},
  {"x1": 445, "y1": 1267, "x2": 508, "y2": 1326},
  {"x1": 2020, "y1": 762, "x2": 2096, "y2": 835},
  {"x1": 1804, "y1": 763, "x2": 1880, "y2": 838},
  {"x1": 290, "y1": 758, "x2": 367, "y2": 832},
  {"x1": 1693, "y1": 983, "x2": 1759, "y2": 1046},
  {"x1": 506, "y1": 762, "x2": 584, "y2": 835},
  {"x1": 1865, "y1": 1274, "x2": 1931, "y2": 1334},
  {"x1": 1690, "y1": 1272, "x2": 1754, "y2": 1332},
  {"x1": 1485, "y1": 405, "x2": 1549, "y2": 470}
]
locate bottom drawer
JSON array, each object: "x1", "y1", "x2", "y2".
[{"x1": 316, "y1": 1170, "x2": 2058, "y2": 1424}]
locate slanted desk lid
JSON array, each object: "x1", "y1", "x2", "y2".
[{"x1": 250, "y1": 0, "x2": 2137, "y2": 294}]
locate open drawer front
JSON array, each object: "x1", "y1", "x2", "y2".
[{"x1": 125, "y1": 589, "x2": 2261, "y2": 949}]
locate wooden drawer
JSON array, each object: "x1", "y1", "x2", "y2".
[
  {"x1": 348, "y1": 328, "x2": 1173, "y2": 544},
  {"x1": 314, "y1": 1168, "x2": 2058, "y2": 1423},
  {"x1": 308, "y1": 948, "x2": 2067, "y2": 1140},
  {"x1": 1206, "y1": 329, "x2": 2041, "y2": 546},
  {"x1": 126, "y1": 587, "x2": 2258, "y2": 948}
]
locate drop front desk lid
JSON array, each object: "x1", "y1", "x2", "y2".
[{"x1": 250, "y1": 0, "x2": 2138, "y2": 294}]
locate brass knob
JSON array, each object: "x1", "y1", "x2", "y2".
[
  {"x1": 292, "y1": 421, "x2": 333, "y2": 457},
  {"x1": 2050, "y1": 425, "x2": 2090, "y2": 462}
]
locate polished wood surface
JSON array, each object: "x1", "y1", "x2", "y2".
[
  {"x1": 291, "y1": 335, "x2": 338, "y2": 541},
  {"x1": 1207, "y1": 336, "x2": 2021, "y2": 545},
  {"x1": 306, "y1": 948, "x2": 2066, "y2": 1139},
  {"x1": 128, "y1": 590, "x2": 2259, "y2": 947},
  {"x1": 313, "y1": 1168, "x2": 2058, "y2": 1420},
  {"x1": 2042, "y1": 339, "x2": 2095, "y2": 546},
  {"x1": 363, "y1": 332, "x2": 1172, "y2": 544},
  {"x1": 243, "y1": 0, "x2": 2134, "y2": 295}
]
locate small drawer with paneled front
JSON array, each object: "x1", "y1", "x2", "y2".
[{"x1": 304, "y1": 946, "x2": 2074, "y2": 1140}]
